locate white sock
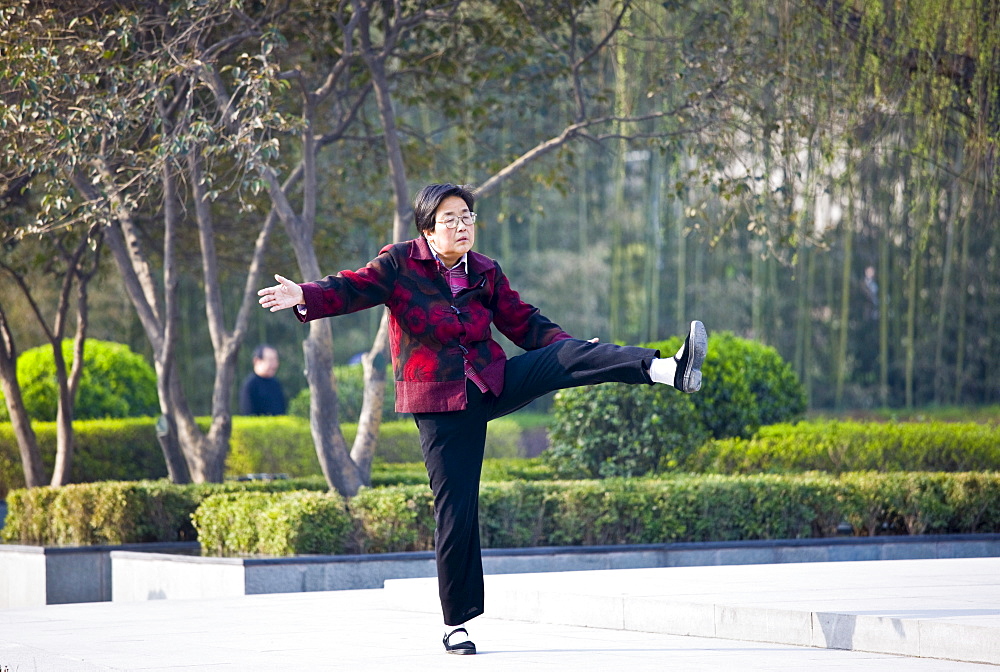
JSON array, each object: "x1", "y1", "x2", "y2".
[{"x1": 648, "y1": 356, "x2": 678, "y2": 386}]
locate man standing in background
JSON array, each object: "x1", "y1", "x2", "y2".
[{"x1": 239, "y1": 344, "x2": 287, "y2": 415}]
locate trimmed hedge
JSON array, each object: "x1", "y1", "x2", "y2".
[
  {"x1": 368, "y1": 457, "x2": 555, "y2": 488},
  {"x1": 228, "y1": 417, "x2": 522, "y2": 475},
  {"x1": 0, "y1": 419, "x2": 167, "y2": 499},
  {"x1": 547, "y1": 332, "x2": 807, "y2": 478},
  {"x1": 0, "y1": 415, "x2": 526, "y2": 497},
  {"x1": 0, "y1": 478, "x2": 328, "y2": 546},
  {"x1": 192, "y1": 471, "x2": 1000, "y2": 555},
  {"x1": 547, "y1": 382, "x2": 708, "y2": 478},
  {"x1": 193, "y1": 491, "x2": 355, "y2": 556},
  {"x1": 10, "y1": 471, "x2": 998, "y2": 553},
  {"x1": 0, "y1": 456, "x2": 539, "y2": 547},
  {"x1": 346, "y1": 484, "x2": 436, "y2": 554},
  {"x1": 686, "y1": 420, "x2": 1000, "y2": 474}
]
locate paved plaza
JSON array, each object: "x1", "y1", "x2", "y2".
[{"x1": 1, "y1": 557, "x2": 998, "y2": 671}]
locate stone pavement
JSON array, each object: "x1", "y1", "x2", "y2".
[{"x1": 1, "y1": 557, "x2": 998, "y2": 671}]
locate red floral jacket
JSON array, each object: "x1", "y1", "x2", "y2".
[{"x1": 296, "y1": 236, "x2": 571, "y2": 413}]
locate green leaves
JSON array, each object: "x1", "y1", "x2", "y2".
[
  {"x1": 193, "y1": 490, "x2": 353, "y2": 556},
  {"x1": 0, "y1": 340, "x2": 158, "y2": 423},
  {"x1": 547, "y1": 332, "x2": 806, "y2": 479},
  {"x1": 689, "y1": 420, "x2": 1000, "y2": 475}
]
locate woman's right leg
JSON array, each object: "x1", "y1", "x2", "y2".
[
  {"x1": 413, "y1": 383, "x2": 491, "y2": 627},
  {"x1": 489, "y1": 339, "x2": 659, "y2": 419}
]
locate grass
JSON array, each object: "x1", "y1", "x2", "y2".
[{"x1": 811, "y1": 404, "x2": 1000, "y2": 425}]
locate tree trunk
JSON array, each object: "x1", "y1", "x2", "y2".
[
  {"x1": 350, "y1": 313, "x2": 389, "y2": 482},
  {"x1": 184, "y1": 146, "x2": 277, "y2": 482},
  {"x1": 904, "y1": 217, "x2": 922, "y2": 409},
  {"x1": 645, "y1": 150, "x2": 663, "y2": 342},
  {"x1": 304, "y1": 318, "x2": 360, "y2": 493},
  {"x1": 73, "y1": 166, "x2": 192, "y2": 483},
  {"x1": 153, "y1": 376, "x2": 190, "y2": 482},
  {"x1": 48, "y1": 343, "x2": 77, "y2": 486},
  {"x1": 834, "y1": 200, "x2": 853, "y2": 409},
  {"x1": 953, "y1": 193, "x2": 971, "y2": 401},
  {"x1": 576, "y1": 148, "x2": 591, "y2": 334},
  {"x1": 349, "y1": 10, "x2": 417, "y2": 487},
  {"x1": 803, "y1": 248, "x2": 816, "y2": 406},
  {"x1": 792, "y1": 245, "x2": 807, "y2": 380},
  {"x1": 933, "y1": 145, "x2": 962, "y2": 404},
  {"x1": 878, "y1": 228, "x2": 890, "y2": 407},
  {"x1": 675, "y1": 157, "x2": 688, "y2": 331},
  {"x1": 0, "y1": 309, "x2": 46, "y2": 488},
  {"x1": 260, "y1": 154, "x2": 365, "y2": 496}
]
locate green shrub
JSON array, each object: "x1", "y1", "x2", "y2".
[
  {"x1": 0, "y1": 340, "x2": 158, "y2": 422},
  {"x1": 7, "y1": 472, "x2": 1000, "y2": 553},
  {"x1": 347, "y1": 484, "x2": 435, "y2": 553},
  {"x1": 226, "y1": 416, "x2": 317, "y2": 476},
  {"x1": 289, "y1": 364, "x2": 405, "y2": 422},
  {"x1": 226, "y1": 417, "x2": 523, "y2": 476},
  {"x1": 191, "y1": 492, "x2": 272, "y2": 555},
  {"x1": 546, "y1": 332, "x2": 805, "y2": 478},
  {"x1": 193, "y1": 484, "x2": 433, "y2": 556},
  {"x1": 0, "y1": 436, "x2": 20, "y2": 501},
  {"x1": 1, "y1": 478, "x2": 329, "y2": 546},
  {"x1": 645, "y1": 331, "x2": 807, "y2": 439},
  {"x1": 497, "y1": 475, "x2": 842, "y2": 546},
  {"x1": 2, "y1": 481, "x2": 196, "y2": 546},
  {"x1": 370, "y1": 462, "x2": 430, "y2": 487},
  {"x1": 0, "y1": 418, "x2": 167, "y2": 498},
  {"x1": 828, "y1": 405, "x2": 1000, "y2": 424},
  {"x1": 192, "y1": 490, "x2": 352, "y2": 556},
  {"x1": 547, "y1": 382, "x2": 709, "y2": 478},
  {"x1": 478, "y1": 480, "x2": 553, "y2": 547},
  {"x1": 686, "y1": 420, "x2": 1000, "y2": 474}
]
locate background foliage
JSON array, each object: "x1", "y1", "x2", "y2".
[
  {"x1": 546, "y1": 332, "x2": 807, "y2": 477},
  {"x1": 2, "y1": 0, "x2": 998, "y2": 422},
  {"x1": 0, "y1": 340, "x2": 158, "y2": 422}
]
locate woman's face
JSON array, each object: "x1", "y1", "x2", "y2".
[{"x1": 425, "y1": 195, "x2": 475, "y2": 265}]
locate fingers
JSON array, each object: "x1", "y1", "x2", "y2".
[
  {"x1": 587, "y1": 337, "x2": 600, "y2": 343},
  {"x1": 257, "y1": 273, "x2": 302, "y2": 312}
]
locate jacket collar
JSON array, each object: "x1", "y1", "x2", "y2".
[{"x1": 410, "y1": 235, "x2": 492, "y2": 275}]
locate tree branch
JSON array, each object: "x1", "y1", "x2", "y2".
[
  {"x1": 69, "y1": 171, "x2": 164, "y2": 354},
  {"x1": 187, "y1": 145, "x2": 227, "y2": 354}
]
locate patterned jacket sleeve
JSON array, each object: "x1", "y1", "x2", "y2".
[
  {"x1": 489, "y1": 261, "x2": 572, "y2": 349},
  {"x1": 295, "y1": 249, "x2": 398, "y2": 322}
]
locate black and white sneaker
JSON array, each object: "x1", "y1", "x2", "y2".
[{"x1": 673, "y1": 320, "x2": 707, "y2": 393}]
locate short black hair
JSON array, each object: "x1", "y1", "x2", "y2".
[
  {"x1": 413, "y1": 183, "x2": 475, "y2": 234},
  {"x1": 252, "y1": 344, "x2": 276, "y2": 360}
]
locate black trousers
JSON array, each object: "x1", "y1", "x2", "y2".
[{"x1": 412, "y1": 338, "x2": 658, "y2": 626}]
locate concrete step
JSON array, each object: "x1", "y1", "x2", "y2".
[{"x1": 383, "y1": 557, "x2": 1000, "y2": 666}]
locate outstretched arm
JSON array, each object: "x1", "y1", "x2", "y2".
[{"x1": 258, "y1": 274, "x2": 304, "y2": 312}]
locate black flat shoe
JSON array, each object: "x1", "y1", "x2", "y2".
[{"x1": 443, "y1": 627, "x2": 476, "y2": 655}]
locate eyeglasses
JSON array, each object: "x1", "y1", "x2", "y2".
[{"x1": 436, "y1": 212, "x2": 477, "y2": 228}]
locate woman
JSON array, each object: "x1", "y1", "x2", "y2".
[{"x1": 258, "y1": 183, "x2": 707, "y2": 655}]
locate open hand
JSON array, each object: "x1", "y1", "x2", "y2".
[{"x1": 258, "y1": 274, "x2": 304, "y2": 312}]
